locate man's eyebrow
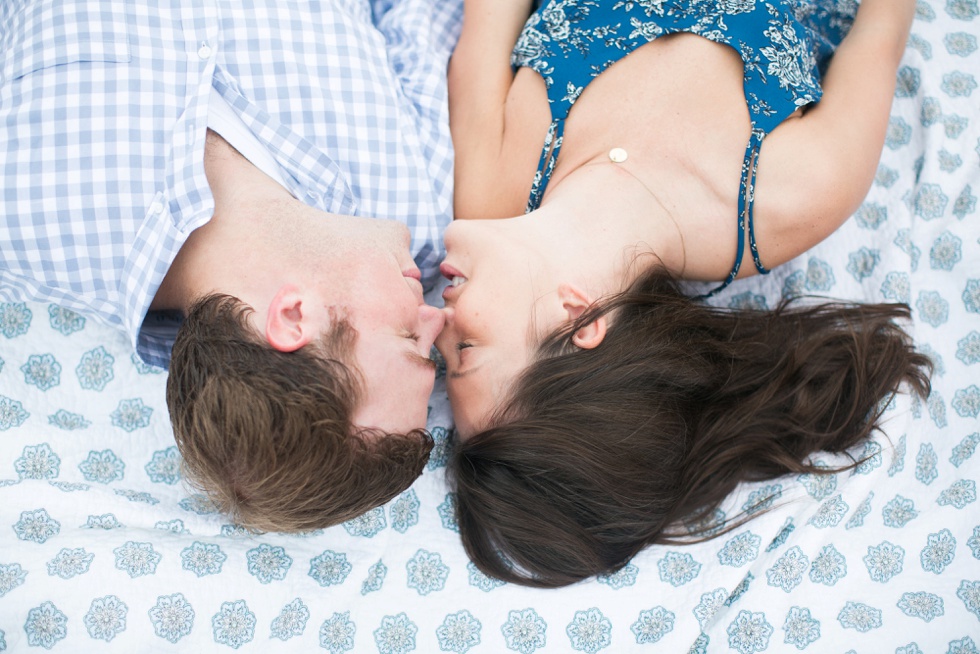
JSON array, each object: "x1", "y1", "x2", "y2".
[{"x1": 405, "y1": 351, "x2": 437, "y2": 371}]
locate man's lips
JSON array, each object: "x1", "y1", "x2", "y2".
[{"x1": 402, "y1": 266, "x2": 424, "y2": 302}]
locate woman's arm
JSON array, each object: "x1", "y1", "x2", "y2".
[
  {"x1": 449, "y1": 0, "x2": 535, "y2": 217},
  {"x1": 752, "y1": 0, "x2": 916, "y2": 268}
]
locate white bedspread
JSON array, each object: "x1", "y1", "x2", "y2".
[{"x1": 1, "y1": 4, "x2": 978, "y2": 652}]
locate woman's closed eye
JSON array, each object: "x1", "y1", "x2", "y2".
[
  {"x1": 455, "y1": 341, "x2": 474, "y2": 365},
  {"x1": 450, "y1": 342, "x2": 476, "y2": 378}
]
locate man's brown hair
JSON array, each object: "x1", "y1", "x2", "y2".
[{"x1": 166, "y1": 293, "x2": 432, "y2": 532}]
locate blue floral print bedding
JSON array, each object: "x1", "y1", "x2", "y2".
[{"x1": 1, "y1": 3, "x2": 978, "y2": 651}]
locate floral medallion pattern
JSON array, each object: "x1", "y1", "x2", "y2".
[
  {"x1": 211, "y1": 600, "x2": 255, "y2": 649},
  {"x1": 148, "y1": 593, "x2": 195, "y2": 643},
  {"x1": 84, "y1": 595, "x2": 128, "y2": 642},
  {"x1": 24, "y1": 601, "x2": 67, "y2": 649}
]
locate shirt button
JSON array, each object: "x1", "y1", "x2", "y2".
[
  {"x1": 149, "y1": 200, "x2": 164, "y2": 215},
  {"x1": 198, "y1": 42, "x2": 212, "y2": 59}
]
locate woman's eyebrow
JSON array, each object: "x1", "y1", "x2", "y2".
[{"x1": 450, "y1": 365, "x2": 482, "y2": 380}]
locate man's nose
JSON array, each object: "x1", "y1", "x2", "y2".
[
  {"x1": 380, "y1": 220, "x2": 413, "y2": 254},
  {"x1": 397, "y1": 223, "x2": 412, "y2": 248},
  {"x1": 420, "y1": 303, "x2": 446, "y2": 341}
]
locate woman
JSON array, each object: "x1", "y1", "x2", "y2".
[{"x1": 435, "y1": 0, "x2": 930, "y2": 587}]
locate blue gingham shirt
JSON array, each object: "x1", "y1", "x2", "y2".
[{"x1": 0, "y1": 0, "x2": 462, "y2": 368}]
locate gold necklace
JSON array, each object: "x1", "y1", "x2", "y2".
[{"x1": 604, "y1": 149, "x2": 688, "y2": 276}]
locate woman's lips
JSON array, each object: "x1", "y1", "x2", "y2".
[
  {"x1": 439, "y1": 262, "x2": 464, "y2": 280},
  {"x1": 442, "y1": 279, "x2": 460, "y2": 302},
  {"x1": 440, "y1": 263, "x2": 466, "y2": 302}
]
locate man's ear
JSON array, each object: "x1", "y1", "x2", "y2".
[
  {"x1": 265, "y1": 285, "x2": 313, "y2": 352},
  {"x1": 557, "y1": 283, "x2": 606, "y2": 350}
]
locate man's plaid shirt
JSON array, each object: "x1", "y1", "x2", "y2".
[{"x1": 0, "y1": 0, "x2": 461, "y2": 367}]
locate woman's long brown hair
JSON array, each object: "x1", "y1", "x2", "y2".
[{"x1": 450, "y1": 268, "x2": 932, "y2": 588}]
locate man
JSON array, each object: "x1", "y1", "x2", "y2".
[{"x1": 0, "y1": 0, "x2": 461, "y2": 530}]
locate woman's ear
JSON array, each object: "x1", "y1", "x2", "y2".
[
  {"x1": 265, "y1": 284, "x2": 312, "y2": 352},
  {"x1": 557, "y1": 283, "x2": 607, "y2": 350}
]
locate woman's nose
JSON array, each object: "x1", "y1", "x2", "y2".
[{"x1": 442, "y1": 220, "x2": 468, "y2": 252}]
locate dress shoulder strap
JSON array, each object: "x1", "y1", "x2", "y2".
[
  {"x1": 526, "y1": 118, "x2": 566, "y2": 213},
  {"x1": 700, "y1": 128, "x2": 771, "y2": 299}
]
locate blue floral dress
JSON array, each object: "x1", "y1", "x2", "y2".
[{"x1": 513, "y1": 0, "x2": 856, "y2": 294}]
